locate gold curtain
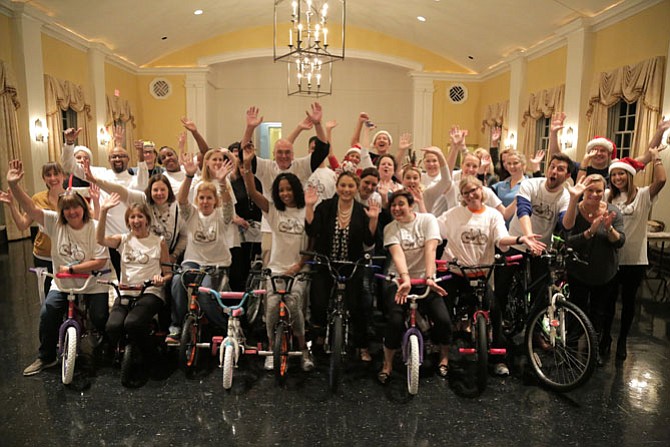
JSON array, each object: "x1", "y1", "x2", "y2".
[
  {"x1": 586, "y1": 56, "x2": 665, "y2": 185},
  {"x1": 480, "y1": 100, "x2": 509, "y2": 146},
  {"x1": 106, "y1": 95, "x2": 136, "y2": 165},
  {"x1": 44, "y1": 74, "x2": 92, "y2": 163},
  {"x1": 519, "y1": 85, "x2": 565, "y2": 159},
  {"x1": 0, "y1": 61, "x2": 29, "y2": 241}
]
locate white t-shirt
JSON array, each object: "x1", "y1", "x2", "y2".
[
  {"x1": 444, "y1": 170, "x2": 501, "y2": 211},
  {"x1": 126, "y1": 189, "x2": 183, "y2": 253},
  {"x1": 508, "y1": 178, "x2": 569, "y2": 246},
  {"x1": 265, "y1": 205, "x2": 308, "y2": 274},
  {"x1": 256, "y1": 155, "x2": 314, "y2": 233},
  {"x1": 180, "y1": 202, "x2": 233, "y2": 266},
  {"x1": 118, "y1": 233, "x2": 165, "y2": 300},
  {"x1": 306, "y1": 166, "x2": 337, "y2": 207},
  {"x1": 384, "y1": 213, "x2": 442, "y2": 278},
  {"x1": 356, "y1": 191, "x2": 382, "y2": 208},
  {"x1": 421, "y1": 172, "x2": 440, "y2": 188},
  {"x1": 438, "y1": 205, "x2": 509, "y2": 266},
  {"x1": 191, "y1": 178, "x2": 241, "y2": 248},
  {"x1": 42, "y1": 211, "x2": 110, "y2": 294},
  {"x1": 606, "y1": 186, "x2": 654, "y2": 265}
]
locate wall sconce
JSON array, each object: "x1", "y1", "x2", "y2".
[
  {"x1": 33, "y1": 118, "x2": 48, "y2": 142},
  {"x1": 563, "y1": 126, "x2": 575, "y2": 149},
  {"x1": 98, "y1": 127, "x2": 110, "y2": 146},
  {"x1": 505, "y1": 132, "x2": 516, "y2": 149}
]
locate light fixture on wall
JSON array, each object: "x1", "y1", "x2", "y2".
[
  {"x1": 505, "y1": 132, "x2": 516, "y2": 149},
  {"x1": 273, "y1": 0, "x2": 346, "y2": 97},
  {"x1": 33, "y1": 118, "x2": 48, "y2": 142},
  {"x1": 98, "y1": 127, "x2": 110, "y2": 146},
  {"x1": 563, "y1": 126, "x2": 575, "y2": 149}
]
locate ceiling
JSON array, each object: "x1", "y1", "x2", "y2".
[{"x1": 7, "y1": 0, "x2": 650, "y2": 73}]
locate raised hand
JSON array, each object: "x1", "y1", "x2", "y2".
[
  {"x1": 6, "y1": 159, "x2": 24, "y2": 184},
  {"x1": 246, "y1": 106, "x2": 263, "y2": 128},
  {"x1": 88, "y1": 182, "x2": 100, "y2": 203},
  {"x1": 242, "y1": 141, "x2": 256, "y2": 167},
  {"x1": 180, "y1": 116, "x2": 197, "y2": 133},
  {"x1": 134, "y1": 140, "x2": 143, "y2": 151},
  {"x1": 365, "y1": 198, "x2": 381, "y2": 219},
  {"x1": 113, "y1": 125, "x2": 125, "y2": 145},
  {"x1": 398, "y1": 133, "x2": 412, "y2": 151},
  {"x1": 656, "y1": 116, "x2": 670, "y2": 134},
  {"x1": 530, "y1": 149, "x2": 546, "y2": 166},
  {"x1": 0, "y1": 189, "x2": 13, "y2": 205},
  {"x1": 298, "y1": 115, "x2": 314, "y2": 131},
  {"x1": 551, "y1": 112, "x2": 566, "y2": 133},
  {"x1": 583, "y1": 149, "x2": 597, "y2": 164},
  {"x1": 449, "y1": 126, "x2": 468, "y2": 147},
  {"x1": 180, "y1": 153, "x2": 198, "y2": 176},
  {"x1": 567, "y1": 175, "x2": 589, "y2": 198},
  {"x1": 358, "y1": 112, "x2": 370, "y2": 125},
  {"x1": 213, "y1": 159, "x2": 234, "y2": 182},
  {"x1": 305, "y1": 185, "x2": 318, "y2": 206},
  {"x1": 491, "y1": 126, "x2": 502, "y2": 144},
  {"x1": 101, "y1": 192, "x2": 121, "y2": 211},
  {"x1": 177, "y1": 131, "x2": 187, "y2": 152},
  {"x1": 306, "y1": 102, "x2": 322, "y2": 124},
  {"x1": 480, "y1": 152, "x2": 492, "y2": 170},
  {"x1": 64, "y1": 127, "x2": 83, "y2": 145},
  {"x1": 83, "y1": 158, "x2": 97, "y2": 184},
  {"x1": 325, "y1": 120, "x2": 338, "y2": 131},
  {"x1": 648, "y1": 146, "x2": 662, "y2": 161}
]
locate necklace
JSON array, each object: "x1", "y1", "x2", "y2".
[
  {"x1": 337, "y1": 200, "x2": 353, "y2": 228},
  {"x1": 579, "y1": 202, "x2": 600, "y2": 219}
]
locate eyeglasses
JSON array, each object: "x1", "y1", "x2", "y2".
[
  {"x1": 461, "y1": 187, "x2": 481, "y2": 196},
  {"x1": 109, "y1": 154, "x2": 129, "y2": 160}
]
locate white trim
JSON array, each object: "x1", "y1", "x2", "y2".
[
  {"x1": 139, "y1": 67, "x2": 210, "y2": 76},
  {"x1": 590, "y1": 0, "x2": 665, "y2": 32}
]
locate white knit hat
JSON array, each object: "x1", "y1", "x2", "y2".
[
  {"x1": 73, "y1": 145, "x2": 92, "y2": 159},
  {"x1": 372, "y1": 130, "x2": 393, "y2": 146}
]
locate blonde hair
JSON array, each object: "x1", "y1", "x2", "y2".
[
  {"x1": 201, "y1": 148, "x2": 226, "y2": 182},
  {"x1": 195, "y1": 181, "x2": 220, "y2": 208},
  {"x1": 459, "y1": 175, "x2": 488, "y2": 207}
]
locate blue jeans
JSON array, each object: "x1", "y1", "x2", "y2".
[
  {"x1": 170, "y1": 262, "x2": 228, "y2": 330},
  {"x1": 38, "y1": 290, "x2": 109, "y2": 362}
]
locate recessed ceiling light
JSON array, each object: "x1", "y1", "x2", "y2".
[
  {"x1": 468, "y1": 55, "x2": 474, "y2": 60},
  {"x1": 161, "y1": 36, "x2": 167, "y2": 40},
  {"x1": 417, "y1": 16, "x2": 426, "y2": 22},
  {"x1": 194, "y1": 9, "x2": 203, "y2": 15}
]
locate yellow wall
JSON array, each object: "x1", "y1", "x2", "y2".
[
  {"x1": 526, "y1": 47, "x2": 567, "y2": 94},
  {"x1": 149, "y1": 24, "x2": 471, "y2": 73},
  {"x1": 433, "y1": 81, "x2": 481, "y2": 148},
  {"x1": 41, "y1": 34, "x2": 89, "y2": 87},
  {"x1": 476, "y1": 71, "x2": 510, "y2": 141},
  {"x1": 135, "y1": 74, "x2": 186, "y2": 148},
  {"x1": 592, "y1": 1, "x2": 670, "y2": 73},
  {"x1": 0, "y1": 14, "x2": 13, "y2": 63}
]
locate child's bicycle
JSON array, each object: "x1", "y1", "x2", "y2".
[
  {"x1": 375, "y1": 272, "x2": 451, "y2": 395},
  {"x1": 302, "y1": 251, "x2": 382, "y2": 393},
  {"x1": 30, "y1": 267, "x2": 110, "y2": 385},
  {"x1": 170, "y1": 264, "x2": 230, "y2": 375},
  {"x1": 262, "y1": 271, "x2": 310, "y2": 386},
  {"x1": 437, "y1": 258, "x2": 507, "y2": 393},
  {"x1": 97, "y1": 279, "x2": 167, "y2": 387},
  {"x1": 197, "y1": 286, "x2": 267, "y2": 389}
]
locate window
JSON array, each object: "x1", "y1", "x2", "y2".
[
  {"x1": 61, "y1": 108, "x2": 78, "y2": 144},
  {"x1": 534, "y1": 116, "x2": 551, "y2": 171},
  {"x1": 607, "y1": 100, "x2": 637, "y2": 159}
]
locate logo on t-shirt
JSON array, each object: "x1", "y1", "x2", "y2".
[
  {"x1": 151, "y1": 221, "x2": 173, "y2": 242},
  {"x1": 460, "y1": 228, "x2": 488, "y2": 245},
  {"x1": 532, "y1": 203, "x2": 555, "y2": 221},
  {"x1": 278, "y1": 217, "x2": 305, "y2": 235},
  {"x1": 123, "y1": 248, "x2": 149, "y2": 264},
  {"x1": 194, "y1": 225, "x2": 217, "y2": 243},
  {"x1": 399, "y1": 228, "x2": 425, "y2": 251},
  {"x1": 59, "y1": 243, "x2": 85, "y2": 261}
]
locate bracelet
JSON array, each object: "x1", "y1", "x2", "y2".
[
  {"x1": 607, "y1": 226, "x2": 615, "y2": 233},
  {"x1": 426, "y1": 274, "x2": 436, "y2": 281},
  {"x1": 515, "y1": 235, "x2": 522, "y2": 245},
  {"x1": 584, "y1": 228, "x2": 592, "y2": 239},
  {"x1": 185, "y1": 174, "x2": 195, "y2": 179},
  {"x1": 578, "y1": 167, "x2": 587, "y2": 172}
]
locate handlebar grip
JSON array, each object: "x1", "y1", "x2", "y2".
[
  {"x1": 97, "y1": 279, "x2": 116, "y2": 285},
  {"x1": 219, "y1": 292, "x2": 245, "y2": 299},
  {"x1": 55, "y1": 272, "x2": 91, "y2": 279},
  {"x1": 198, "y1": 286, "x2": 213, "y2": 294},
  {"x1": 299, "y1": 250, "x2": 318, "y2": 257},
  {"x1": 252, "y1": 289, "x2": 267, "y2": 295},
  {"x1": 409, "y1": 278, "x2": 427, "y2": 286},
  {"x1": 435, "y1": 260, "x2": 447, "y2": 265},
  {"x1": 506, "y1": 254, "x2": 524, "y2": 262}
]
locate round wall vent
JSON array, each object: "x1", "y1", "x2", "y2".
[
  {"x1": 447, "y1": 83, "x2": 468, "y2": 104},
  {"x1": 149, "y1": 78, "x2": 172, "y2": 99}
]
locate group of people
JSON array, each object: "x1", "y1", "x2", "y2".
[{"x1": 3, "y1": 103, "x2": 668, "y2": 385}]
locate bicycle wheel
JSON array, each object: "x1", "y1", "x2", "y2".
[
  {"x1": 475, "y1": 314, "x2": 488, "y2": 391},
  {"x1": 407, "y1": 334, "x2": 420, "y2": 395},
  {"x1": 329, "y1": 315, "x2": 344, "y2": 393},
  {"x1": 503, "y1": 274, "x2": 525, "y2": 338},
  {"x1": 525, "y1": 297, "x2": 597, "y2": 392},
  {"x1": 273, "y1": 323, "x2": 290, "y2": 385},
  {"x1": 245, "y1": 290, "x2": 263, "y2": 327},
  {"x1": 120, "y1": 342, "x2": 142, "y2": 388},
  {"x1": 179, "y1": 315, "x2": 200, "y2": 372},
  {"x1": 222, "y1": 344, "x2": 235, "y2": 390},
  {"x1": 62, "y1": 326, "x2": 77, "y2": 385}
]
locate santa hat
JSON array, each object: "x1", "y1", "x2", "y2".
[
  {"x1": 586, "y1": 136, "x2": 617, "y2": 159},
  {"x1": 372, "y1": 130, "x2": 393, "y2": 146},
  {"x1": 609, "y1": 157, "x2": 645, "y2": 177},
  {"x1": 345, "y1": 146, "x2": 361, "y2": 157},
  {"x1": 73, "y1": 145, "x2": 92, "y2": 160}
]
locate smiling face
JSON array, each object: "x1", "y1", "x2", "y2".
[
  {"x1": 460, "y1": 181, "x2": 483, "y2": 209},
  {"x1": 336, "y1": 174, "x2": 358, "y2": 202},
  {"x1": 504, "y1": 153, "x2": 524, "y2": 177},
  {"x1": 150, "y1": 180, "x2": 171, "y2": 205},
  {"x1": 544, "y1": 159, "x2": 570, "y2": 191},
  {"x1": 62, "y1": 204, "x2": 85, "y2": 228},
  {"x1": 126, "y1": 208, "x2": 150, "y2": 235},
  {"x1": 108, "y1": 148, "x2": 129, "y2": 173},
  {"x1": 143, "y1": 147, "x2": 157, "y2": 166},
  {"x1": 74, "y1": 151, "x2": 90, "y2": 166},
  {"x1": 390, "y1": 194, "x2": 413, "y2": 222},
  {"x1": 359, "y1": 174, "x2": 379, "y2": 201},
  {"x1": 378, "y1": 156, "x2": 395, "y2": 180},
  {"x1": 583, "y1": 178, "x2": 606, "y2": 206},
  {"x1": 346, "y1": 151, "x2": 361, "y2": 165},
  {"x1": 423, "y1": 153, "x2": 439, "y2": 176},
  {"x1": 196, "y1": 185, "x2": 218, "y2": 216},
  {"x1": 43, "y1": 168, "x2": 65, "y2": 190},
  {"x1": 205, "y1": 151, "x2": 225, "y2": 179},
  {"x1": 373, "y1": 133, "x2": 391, "y2": 154},
  {"x1": 402, "y1": 168, "x2": 421, "y2": 189},
  {"x1": 590, "y1": 145, "x2": 610, "y2": 168},
  {"x1": 277, "y1": 178, "x2": 296, "y2": 208},
  {"x1": 461, "y1": 154, "x2": 480, "y2": 176},
  {"x1": 159, "y1": 147, "x2": 180, "y2": 172},
  {"x1": 610, "y1": 168, "x2": 630, "y2": 191},
  {"x1": 274, "y1": 139, "x2": 294, "y2": 170}
]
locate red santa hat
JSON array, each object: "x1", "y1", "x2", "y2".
[
  {"x1": 586, "y1": 136, "x2": 617, "y2": 159},
  {"x1": 609, "y1": 157, "x2": 645, "y2": 177}
]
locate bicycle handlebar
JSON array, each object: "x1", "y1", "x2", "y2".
[
  {"x1": 300, "y1": 251, "x2": 382, "y2": 282},
  {"x1": 198, "y1": 287, "x2": 266, "y2": 314}
]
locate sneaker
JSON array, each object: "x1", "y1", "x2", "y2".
[
  {"x1": 23, "y1": 358, "x2": 58, "y2": 376},
  {"x1": 494, "y1": 363, "x2": 510, "y2": 377},
  {"x1": 165, "y1": 326, "x2": 181, "y2": 345},
  {"x1": 301, "y1": 350, "x2": 314, "y2": 372},
  {"x1": 264, "y1": 356, "x2": 274, "y2": 371}
]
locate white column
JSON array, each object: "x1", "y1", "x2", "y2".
[
  {"x1": 88, "y1": 45, "x2": 107, "y2": 160},
  {"x1": 185, "y1": 72, "x2": 208, "y2": 153},
  {"x1": 11, "y1": 7, "x2": 47, "y2": 193},
  {"x1": 507, "y1": 54, "x2": 527, "y2": 149},
  {"x1": 410, "y1": 74, "x2": 435, "y2": 148},
  {"x1": 651, "y1": 40, "x2": 670, "y2": 224},
  {"x1": 562, "y1": 20, "x2": 593, "y2": 159}
]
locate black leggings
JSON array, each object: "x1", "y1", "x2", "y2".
[
  {"x1": 567, "y1": 274, "x2": 618, "y2": 342},
  {"x1": 609, "y1": 265, "x2": 645, "y2": 341},
  {"x1": 106, "y1": 294, "x2": 164, "y2": 358},
  {"x1": 383, "y1": 284, "x2": 452, "y2": 350}
]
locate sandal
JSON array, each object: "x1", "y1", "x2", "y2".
[
  {"x1": 377, "y1": 371, "x2": 391, "y2": 385},
  {"x1": 437, "y1": 364, "x2": 449, "y2": 378},
  {"x1": 359, "y1": 348, "x2": 372, "y2": 363}
]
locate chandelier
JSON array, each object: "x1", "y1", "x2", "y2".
[{"x1": 273, "y1": 0, "x2": 346, "y2": 97}]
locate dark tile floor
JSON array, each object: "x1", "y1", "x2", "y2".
[{"x1": 1, "y1": 239, "x2": 669, "y2": 447}]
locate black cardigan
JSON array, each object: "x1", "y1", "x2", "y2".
[{"x1": 305, "y1": 196, "x2": 375, "y2": 261}]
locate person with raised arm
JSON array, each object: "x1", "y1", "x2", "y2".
[
  {"x1": 96, "y1": 194, "x2": 172, "y2": 377},
  {"x1": 7, "y1": 160, "x2": 111, "y2": 376},
  {"x1": 167, "y1": 153, "x2": 235, "y2": 342}
]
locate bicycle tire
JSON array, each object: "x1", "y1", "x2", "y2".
[
  {"x1": 329, "y1": 315, "x2": 344, "y2": 393},
  {"x1": 62, "y1": 326, "x2": 77, "y2": 385},
  {"x1": 503, "y1": 274, "x2": 526, "y2": 338},
  {"x1": 179, "y1": 315, "x2": 200, "y2": 372},
  {"x1": 245, "y1": 289, "x2": 263, "y2": 327},
  {"x1": 525, "y1": 297, "x2": 597, "y2": 392},
  {"x1": 222, "y1": 344, "x2": 235, "y2": 390},
  {"x1": 407, "y1": 334, "x2": 420, "y2": 395},
  {"x1": 475, "y1": 314, "x2": 488, "y2": 392},
  {"x1": 120, "y1": 342, "x2": 141, "y2": 388},
  {"x1": 274, "y1": 323, "x2": 290, "y2": 385}
]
